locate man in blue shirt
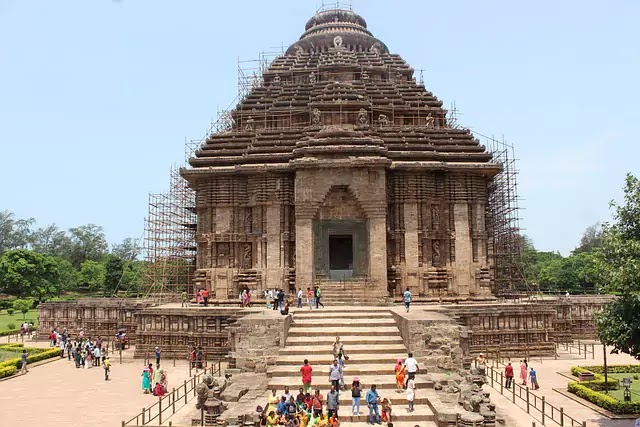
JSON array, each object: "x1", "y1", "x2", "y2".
[
  {"x1": 277, "y1": 396, "x2": 289, "y2": 416},
  {"x1": 403, "y1": 288, "x2": 412, "y2": 312},
  {"x1": 365, "y1": 384, "x2": 380, "y2": 425}
]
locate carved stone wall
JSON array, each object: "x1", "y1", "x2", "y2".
[{"x1": 37, "y1": 299, "x2": 152, "y2": 341}]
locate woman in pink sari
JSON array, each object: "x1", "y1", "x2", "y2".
[{"x1": 519, "y1": 360, "x2": 527, "y2": 386}]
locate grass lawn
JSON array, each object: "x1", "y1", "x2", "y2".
[
  {"x1": 604, "y1": 373, "x2": 640, "y2": 403},
  {"x1": 0, "y1": 349, "x2": 21, "y2": 362},
  {"x1": 0, "y1": 309, "x2": 38, "y2": 331}
]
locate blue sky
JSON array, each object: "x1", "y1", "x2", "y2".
[{"x1": 0, "y1": 0, "x2": 638, "y2": 255}]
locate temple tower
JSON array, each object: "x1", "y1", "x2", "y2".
[{"x1": 182, "y1": 8, "x2": 501, "y2": 301}]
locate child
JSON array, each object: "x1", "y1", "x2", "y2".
[
  {"x1": 154, "y1": 382, "x2": 165, "y2": 396},
  {"x1": 328, "y1": 413, "x2": 340, "y2": 427},
  {"x1": 381, "y1": 398, "x2": 392, "y2": 423},
  {"x1": 406, "y1": 378, "x2": 415, "y2": 413}
]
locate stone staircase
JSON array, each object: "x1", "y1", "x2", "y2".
[
  {"x1": 314, "y1": 281, "x2": 387, "y2": 306},
  {"x1": 265, "y1": 307, "x2": 436, "y2": 427}
]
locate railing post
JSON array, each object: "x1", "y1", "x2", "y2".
[
  {"x1": 582, "y1": 421, "x2": 586, "y2": 427},
  {"x1": 141, "y1": 408, "x2": 145, "y2": 425},
  {"x1": 526, "y1": 388, "x2": 530, "y2": 414},
  {"x1": 583, "y1": 344, "x2": 587, "y2": 360},
  {"x1": 591, "y1": 343, "x2": 595, "y2": 360},
  {"x1": 500, "y1": 371, "x2": 504, "y2": 394},
  {"x1": 121, "y1": 421, "x2": 125, "y2": 427},
  {"x1": 541, "y1": 396, "x2": 545, "y2": 425},
  {"x1": 158, "y1": 396, "x2": 163, "y2": 425},
  {"x1": 173, "y1": 388, "x2": 176, "y2": 414},
  {"x1": 512, "y1": 382, "x2": 516, "y2": 403},
  {"x1": 560, "y1": 407, "x2": 564, "y2": 426},
  {"x1": 491, "y1": 367, "x2": 495, "y2": 387},
  {"x1": 184, "y1": 380, "x2": 188, "y2": 404}
]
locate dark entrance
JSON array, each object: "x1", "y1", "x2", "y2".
[{"x1": 329, "y1": 235, "x2": 353, "y2": 271}]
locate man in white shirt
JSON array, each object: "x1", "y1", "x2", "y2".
[
  {"x1": 404, "y1": 352, "x2": 419, "y2": 386},
  {"x1": 297, "y1": 288, "x2": 303, "y2": 308}
]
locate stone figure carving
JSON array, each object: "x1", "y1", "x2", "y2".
[
  {"x1": 378, "y1": 114, "x2": 388, "y2": 126},
  {"x1": 358, "y1": 108, "x2": 369, "y2": 126},
  {"x1": 294, "y1": 45, "x2": 304, "y2": 56},
  {"x1": 272, "y1": 75, "x2": 281, "y2": 85},
  {"x1": 243, "y1": 243, "x2": 252, "y2": 268},
  {"x1": 431, "y1": 205, "x2": 440, "y2": 228},
  {"x1": 245, "y1": 117, "x2": 255, "y2": 130},
  {"x1": 244, "y1": 208, "x2": 253, "y2": 233},
  {"x1": 195, "y1": 373, "x2": 229, "y2": 416},
  {"x1": 309, "y1": 72, "x2": 317, "y2": 84},
  {"x1": 396, "y1": 72, "x2": 403, "y2": 81},
  {"x1": 311, "y1": 108, "x2": 321, "y2": 125},
  {"x1": 361, "y1": 70, "x2": 369, "y2": 81},
  {"x1": 426, "y1": 113, "x2": 435, "y2": 128},
  {"x1": 333, "y1": 35, "x2": 343, "y2": 48},
  {"x1": 369, "y1": 42, "x2": 381, "y2": 54},
  {"x1": 432, "y1": 240, "x2": 441, "y2": 263}
]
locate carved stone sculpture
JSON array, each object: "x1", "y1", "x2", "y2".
[
  {"x1": 311, "y1": 108, "x2": 321, "y2": 125},
  {"x1": 426, "y1": 113, "x2": 435, "y2": 128},
  {"x1": 358, "y1": 108, "x2": 369, "y2": 127},
  {"x1": 245, "y1": 117, "x2": 254, "y2": 130},
  {"x1": 377, "y1": 114, "x2": 388, "y2": 126}
]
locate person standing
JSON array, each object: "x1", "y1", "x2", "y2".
[
  {"x1": 406, "y1": 377, "x2": 415, "y2": 413},
  {"x1": 351, "y1": 377, "x2": 362, "y2": 415},
  {"x1": 365, "y1": 384, "x2": 380, "y2": 425},
  {"x1": 403, "y1": 353, "x2": 419, "y2": 386},
  {"x1": 315, "y1": 286, "x2": 324, "y2": 309},
  {"x1": 20, "y1": 350, "x2": 28, "y2": 374},
  {"x1": 155, "y1": 347, "x2": 161, "y2": 365},
  {"x1": 59, "y1": 339, "x2": 65, "y2": 358},
  {"x1": 529, "y1": 367, "x2": 539, "y2": 390},
  {"x1": 329, "y1": 359, "x2": 342, "y2": 391},
  {"x1": 300, "y1": 359, "x2": 313, "y2": 393},
  {"x1": 66, "y1": 339, "x2": 73, "y2": 361},
  {"x1": 312, "y1": 389, "x2": 324, "y2": 417},
  {"x1": 181, "y1": 291, "x2": 188, "y2": 307},
  {"x1": 297, "y1": 288, "x2": 303, "y2": 308},
  {"x1": 504, "y1": 362, "x2": 514, "y2": 389},
  {"x1": 394, "y1": 358, "x2": 405, "y2": 392},
  {"x1": 326, "y1": 385, "x2": 339, "y2": 418},
  {"x1": 519, "y1": 360, "x2": 527, "y2": 386},
  {"x1": 142, "y1": 366, "x2": 152, "y2": 393},
  {"x1": 103, "y1": 356, "x2": 111, "y2": 381},
  {"x1": 202, "y1": 288, "x2": 210, "y2": 307},
  {"x1": 403, "y1": 288, "x2": 412, "y2": 312},
  {"x1": 307, "y1": 287, "x2": 314, "y2": 310}
]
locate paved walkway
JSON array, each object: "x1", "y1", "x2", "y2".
[
  {"x1": 0, "y1": 346, "x2": 194, "y2": 427},
  {"x1": 484, "y1": 343, "x2": 640, "y2": 427}
]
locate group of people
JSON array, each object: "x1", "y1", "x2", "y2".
[
  {"x1": 240, "y1": 288, "x2": 252, "y2": 307},
  {"x1": 194, "y1": 288, "x2": 211, "y2": 307},
  {"x1": 188, "y1": 346, "x2": 207, "y2": 370},
  {"x1": 297, "y1": 337, "x2": 420, "y2": 425},
  {"x1": 140, "y1": 346, "x2": 170, "y2": 396},
  {"x1": 19, "y1": 321, "x2": 34, "y2": 338},
  {"x1": 48, "y1": 327, "x2": 112, "y2": 380},
  {"x1": 260, "y1": 386, "x2": 341, "y2": 427},
  {"x1": 265, "y1": 288, "x2": 287, "y2": 311},
  {"x1": 503, "y1": 358, "x2": 539, "y2": 390}
]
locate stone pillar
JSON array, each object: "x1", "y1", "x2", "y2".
[
  {"x1": 266, "y1": 204, "x2": 282, "y2": 288},
  {"x1": 453, "y1": 202, "x2": 472, "y2": 295},
  {"x1": 368, "y1": 215, "x2": 388, "y2": 295},
  {"x1": 295, "y1": 217, "x2": 314, "y2": 289},
  {"x1": 403, "y1": 202, "x2": 419, "y2": 291}
]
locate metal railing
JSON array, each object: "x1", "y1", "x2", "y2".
[
  {"x1": 122, "y1": 360, "x2": 222, "y2": 426},
  {"x1": 485, "y1": 364, "x2": 586, "y2": 427}
]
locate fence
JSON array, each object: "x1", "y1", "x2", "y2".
[
  {"x1": 485, "y1": 364, "x2": 586, "y2": 427},
  {"x1": 557, "y1": 340, "x2": 595, "y2": 360},
  {"x1": 122, "y1": 360, "x2": 222, "y2": 426}
]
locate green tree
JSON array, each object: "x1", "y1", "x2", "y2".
[
  {"x1": 574, "y1": 222, "x2": 603, "y2": 254},
  {"x1": 30, "y1": 224, "x2": 72, "y2": 258},
  {"x1": 595, "y1": 173, "x2": 640, "y2": 359},
  {"x1": 6, "y1": 308, "x2": 14, "y2": 316},
  {"x1": 54, "y1": 258, "x2": 81, "y2": 293},
  {"x1": 79, "y1": 260, "x2": 106, "y2": 291},
  {"x1": 111, "y1": 238, "x2": 140, "y2": 261},
  {"x1": 0, "y1": 249, "x2": 60, "y2": 298},
  {"x1": 103, "y1": 255, "x2": 124, "y2": 293},
  {"x1": 12, "y1": 299, "x2": 33, "y2": 320},
  {"x1": 0, "y1": 211, "x2": 34, "y2": 255},
  {"x1": 67, "y1": 224, "x2": 108, "y2": 267}
]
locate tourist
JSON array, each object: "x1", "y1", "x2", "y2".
[
  {"x1": 160, "y1": 367, "x2": 168, "y2": 392},
  {"x1": 85, "y1": 347, "x2": 92, "y2": 369},
  {"x1": 301, "y1": 359, "x2": 313, "y2": 392},
  {"x1": 20, "y1": 350, "x2": 28, "y2": 374},
  {"x1": 394, "y1": 358, "x2": 405, "y2": 392},
  {"x1": 283, "y1": 386, "x2": 293, "y2": 403},
  {"x1": 312, "y1": 389, "x2": 323, "y2": 417},
  {"x1": 148, "y1": 363, "x2": 154, "y2": 383},
  {"x1": 326, "y1": 384, "x2": 339, "y2": 417},
  {"x1": 287, "y1": 396, "x2": 297, "y2": 417},
  {"x1": 328, "y1": 412, "x2": 339, "y2": 427},
  {"x1": 189, "y1": 346, "x2": 197, "y2": 369},
  {"x1": 277, "y1": 396, "x2": 289, "y2": 416},
  {"x1": 155, "y1": 346, "x2": 161, "y2": 365},
  {"x1": 307, "y1": 287, "x2": 314, "y2": 310},
  {"x1": 332, "y1": 337, "x2": 346, "y2": 361},
  {"x1": 202, "y1": 288, "x2": 210, "y2": 307},
  {"x1": 315, "y1": 286, "x2": 324, "y2": 309},
  {"x1": 181, "y1": 291, "x2": 188, "y2": 307},
  {"x1": 267, "y1": 411, "x2": 278, "y2": 427},
  {"x1": 278, "y1": 289, "x2": 286, "y2": 311},
  {"x1": 245, "y1": 289, "x2": 252, "y2": 307},
  {"x1": 142, "y1": 366, "x2": 152, "y2": 394},
  {"x1": 297, "y1": 387, "x2": 306, "y2": 406},
  {"x1": 317, "y1": 412, "x2": 329, "y2": 427},
  {"x1": 240, "y1": 290, "x2": 245, "y2": 307},
  {"x1": 380, "y1": 398, "x2": 392, "y2": 423},
  {"x1": 529, "y1": 367, "x2": 539, "y2": 390},
  {"x1": 281, "y1": 301, "x2": 291, "y2": 316},
  {"x1": 59, "y1": 339, "x2": 65, "y2": 358},
  {"x1": 329, "y1": 359, "x2": 342, "y2": 391},
  {"x1": 93, "y1": 346, "x2": 101, "y2": 366},
  {"x1": 351, "y1": 377, "x2": 362, "y2": 415},
  {"x1": 519, "y1": 360, "x2": 527, "y2": 385},
  {"x1": 403, "y1": 287, "x2": 412, "y2": 312},
  {"x1": 403, "y1": 353, "x2": 419, "y2": 386},
  {"x1": 504, "y1": 362, "x2": 514, "y2": 389},
  {"x1": 154, "y1": 382, "x2": 165, "y2": 397},
  {"x1": 196, "y1": 289, "x2": 202, "y2": 305},
  {"x1": 103, "y1": 356, "x2": 111, "y2": 381},
  {"x1": 297, "y1": 288, "x2": 303, "y2": 308},
  {"x1": 365, "y1": 384, "x2": 381, "y2": 425},
  {"x1": 304, "y1": 392, "x2": 313, "y2": 411},
  {"x1": 266, "y1": 289, "x2": 273, "y2": 310},
  {"x1": 475, "y1": 353, "x2": 486, "y2": 367},
  {"x1": 273, "y1": 289, "x2": 279, "y2": 311},
  {"x1": 267, "y1": 389, "x2": 280, "y2": 416},
  {"x1": 406, "y1": 377, "x2": 415, "y2": 413},
  {"x1": 196, "y1": 346, "x2": 204, "y2": 369},
  {"x1": 66, "y1": 339, "x2": 73, "y2": 361},
  {"x1": 523, "y1": 358, "x2": 528, "y2": 369}
]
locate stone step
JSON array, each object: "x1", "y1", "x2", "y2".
[
  {"x1": 339, "y1": 419, "x2": 436, "y2": 427},
  {"x1": 275, "y1": 354, "x2": 405, "y2": 365},
  {"x1": 286, "y1": 335, "x2": 404, "y2": 346},
  {"x1": 292, "y1": 311, "x2": 393, "y2": 320},
  {"x1": 291, "y1": 307, "x2": 392, "y2": 314},
  {"x1": 335, "y1": 405, "x2": 434, "y2": 423},
  {"x1": 291, "y1": 318, "x2": 397, "y2": 327},
  {"x1": 267, "y1": 375, "x2": 433, "y2": 390},
  {"x1": 258, "y1": 391, "x2": 430, "y2": 407},
  {"x1": 279, "y1": 344, "x2": 407, "y2": 356},
  {"x1": 268, "y1": 363, "x2": 400, "y2": 377},
  {"x1": 287, "y1": 327, "x2": 400, "y2": 337}
]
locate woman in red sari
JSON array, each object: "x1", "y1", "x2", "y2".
[{"x1": 394, "y1": 358, "x2": 405, "y2": 392}]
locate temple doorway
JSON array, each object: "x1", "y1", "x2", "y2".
[{"x1": 329, "y1": 234, "x2": 353, "y2": 279}]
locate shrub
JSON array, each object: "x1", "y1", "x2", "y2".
[
  {"x1": 568, "y1": 382, "x2": 640, "y2": 414},
  {"x1": 0, "y1": 343, "x2": 24, "y2": 349},
  {"x1": 570, "y1": 366, "x2": 619, "y2": 390},
  {"x1": 6, "y1": 323, "x2": 16, "y2": 330},
  {"x1": 6, "y1": 308, "x2": 14, "y2": 316},
  {"x1": 0, "y1": 329, "x2": 20, "y2": 337},
  {"x1": 0, "y1": 348, "x2": 60, "y2": 369},
  {"x1": 573, "y1": 364, "x2": 640, "y2": 374},
  {"x1": 0, "y1": 366, "x2": 17, "y2": 379}
]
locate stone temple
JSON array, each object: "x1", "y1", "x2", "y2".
[{"x1": 182, "y1": 8, "x2": 502, "y2": 302}]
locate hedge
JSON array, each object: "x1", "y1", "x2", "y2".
[
  {"x1": 568, "y1": 382, "x2": 640, "y2": 414},
  {"x1": 0, "y1": 343, "x2": 24, "y2": 349},
  {"x1": 570, "y1": 366, "x2": 619, "y2": 390},
  {"x1": 0, "y1": 329, "x2": 20, "y2": 337},
  {"x1": 0, "y1": 348, "x2": 60, "y2": 370},
  {"x1": 0, "y1": 366, "x2": 17, "y2": 379},
  {"x1": 575, "y1": 364, "x2": 640, "y2": 374}
]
